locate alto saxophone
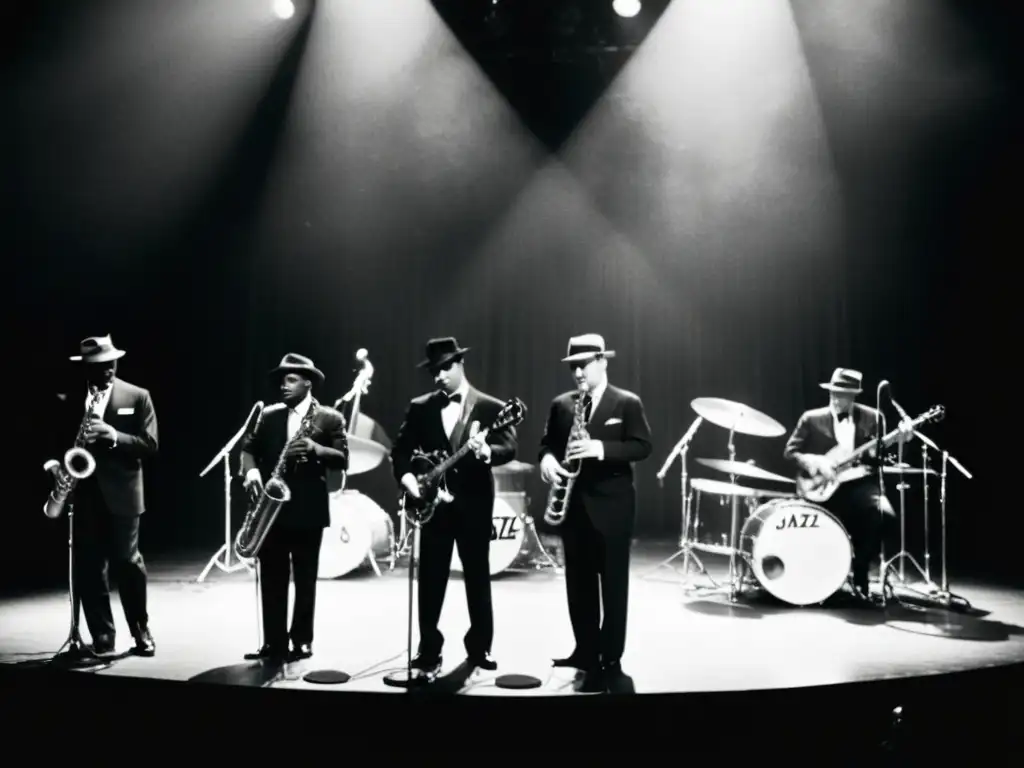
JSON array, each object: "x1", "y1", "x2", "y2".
[
  {"x1": 543, "y1": 387, "x2": 591, "y2": 526},
  {"x1": 43, "y1": 386, "x2": 105, "y2": 519},
  {"x1": 234, "y1": 398, "x2": 319, "y2": 559}
]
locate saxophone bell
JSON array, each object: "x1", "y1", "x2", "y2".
[{"x1": 64, "y1": 446, "x2": 97, "y2": 480}]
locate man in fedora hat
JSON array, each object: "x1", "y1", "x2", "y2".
[
  {"x1": 390, "y1": 337, "x2": 518, "y2": 676},
  {"x1": 539, "y1": 333, "x2": 652, "y2": 692},
  {"x1": 784, "y1": 367, "x2": 910, "y2": 601},
  {"x1": 55, "y1": 335, "x2": 158, "y2": 657},
  {"x1": 240, "y1": 353, "x2": 349, "y2": 663}
]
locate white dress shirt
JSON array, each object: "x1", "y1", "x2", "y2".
[
  {"x1": 441, "y1": 381, "x2": 469, "y2": 439},
  {"x1": 86, "y1": 385, "x2": 113, "y2": 420},
  {"x1": 832, "y1": 409, "x2": 855, "y2": 453}
]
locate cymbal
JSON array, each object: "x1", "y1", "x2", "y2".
[
  {"x1": 690, "y1": 478, "x2": 792, "y2": 499},
  {"x1": 695, "y1": 458, "x2": 793, "y2": 484},
  {"x1": 882, "y1": 467, "x2": 937, "y2": 476},
  {"x1": 494, "y1": 460, "x2": 535, "y2": 474},
  {"x1": 691, "y1": 398, "x2": 786, "y2": 438},
  {"x1": 347, "y1": 436, "x2": 388, "y2": 475}
]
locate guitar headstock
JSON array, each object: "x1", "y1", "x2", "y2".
[
  {"x1": 492, "y1": 398, "x2": 527, "y2": 432},
  {"x1": 918, "y1": 405, "x2": 945, "y2": 425}
]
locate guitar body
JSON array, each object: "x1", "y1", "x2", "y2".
[
  {"x1": 794, "y1": 405, "x2": 945, "y2": 503},
  {"x1": 795, "y1": 464, "x2": 871, "y2": 503},
  {"x1": 402, "y1": 449, "x2": 451, "y2": 525}
]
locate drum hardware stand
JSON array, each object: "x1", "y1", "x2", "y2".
[
  {"x1": 196, "y1": 404, "x2": 261, "y2": 583},
  {"x1": 642, "y1": 416, "x2": 705, "y2": 582},
  {"x1": 49, "y1": 501, "x2": 105, "y2": 668}
]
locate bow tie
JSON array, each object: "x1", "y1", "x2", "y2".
[
  {"x1": 447, "y1": 393, "x2": 463, "y2": 404},
  {"x1": 836, "y1": 411, "x2": 850, "y2": 422}
]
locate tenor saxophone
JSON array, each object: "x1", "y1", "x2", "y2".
[
  {"x1": 234, "y1": 398, "x2": 319, "y2": 559},
  {"x1": 43, "y1": 386, "x2": 105, "y2": 519},
  {"x1": 543, "y1": 386, "x2": 590, "y2": 526}
]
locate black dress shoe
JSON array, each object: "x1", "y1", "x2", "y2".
[
  {"x1": 467, "y1": 653, "x2": 497, "y2": 671},
  {"x1": 577, "y1": 666, "x2": 607, "y2": 693},
  {"x1": 91, "y1": 635, "x2": 117, "y2": 657},
  {"x1": 244, "y1": 644, "x2": 287, "y2": 662},
  {"x1": 290, "y1": 643, "x2": 313, "y2": 661},
  {"x1": 602, "y1": 659, "x2": 621, "y2": 675},
  {"x1": 133, "y1": 627, "x2": 156, "y2": 657},
  {"x1": 410, "y1": 654, "x2": 442, "y2": 674},
  {"x1": 553, "y1": 653, "x2": 595, "y2": 669}
]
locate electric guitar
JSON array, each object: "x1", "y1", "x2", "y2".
[
  {"x1": 403, "y1": 397, "x2": 526, "y2": 525},
  {"x1": 795, "y1": 405, "x2": 945, "y2": 503}
]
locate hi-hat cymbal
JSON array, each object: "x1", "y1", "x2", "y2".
[
  {"x1": 691, "y1": 398, "x2": 786, "y2": 438},
  {"x1": 882, "y1": 467, "x2": 937, "y2": 476},
  {"x1": 494, "y1": 460, "x2": 535, "y2": 474},
  {"x1": 690, "y1": 478, "x2": 792, "y2": 499},
  {"x1": 695, "y1": 458, "x2": 793, "y2": 484}
]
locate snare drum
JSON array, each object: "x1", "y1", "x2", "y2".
[
  {"x1": 739, "y1": 498, "x2": 852, "y2": 606},
  {"x1": 451, "y1": 494, "x2": 525, "y2": 576},
  {"x1": 318, "y1": 490, "x2": 393, "y2": 579}
]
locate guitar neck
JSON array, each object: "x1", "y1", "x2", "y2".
[{"x1": 427, "y1": 429, "x2": 489, "y2": 480}]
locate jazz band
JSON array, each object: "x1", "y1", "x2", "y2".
[{"x1": 47, "y1": 333, "x2": 934, "y2": 691}]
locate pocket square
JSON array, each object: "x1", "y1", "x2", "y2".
[
  {"x1": 117, "y1": 407, "x2": 135, "y2": 415},
  {"x1": 604, "y1": 417, "x2": 622, "y2": 425}
]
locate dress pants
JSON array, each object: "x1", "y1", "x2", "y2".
[
  {"x1": 560, "y1": 501, "x2": 632, "y2": 666},
  {"x1": 823, "y1": 477, "x2": 897, "y2": 592},
  {"x1": 416, "y1": 498, "x2": 493, "y2": 661},
  {"x1": 257, "y1": 525, "x2": 324, "y2": 649},
  {"x1": 72, "y1": 479, "x2": 149, "y2": 642}
]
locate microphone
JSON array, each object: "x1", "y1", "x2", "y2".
[{"x1": 884, "y1": 381, "x2": 913, "y2": 422}]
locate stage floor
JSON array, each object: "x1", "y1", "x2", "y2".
[{"x1": 2, "y1": 542, "x2": 1023, "y2": 696}]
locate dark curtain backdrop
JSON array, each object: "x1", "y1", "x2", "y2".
[{"x1": 5, "y1": 0, "x2": 1017, "y2": 590}]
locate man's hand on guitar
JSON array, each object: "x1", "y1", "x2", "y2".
[
  {"x1": 809, "y1": 455, "x2": 836, "y2": 482},
  {"x1": 540, "y1": 453, "x2": 571, "y2": 484},
  {"x1": 466, "y1": 421, "x2": 492, "y2": 463},
  {"x1": 897, "y1": 420, "x2": 915, "y2": 445},
  {"x1": 401, "y1": 473, "x2": 422, "y2": 499}
]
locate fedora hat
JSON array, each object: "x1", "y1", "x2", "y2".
[
  {"x1": 819, "y1": 368, "x2": 863, "y2": 394},
  {"x1": 562, "y1": 333, "x2": 616, "y2": 363},
  {"x1": 270, "y1": 353, "x2": 325, "y2": 385},
  {"x1": 417, "y1": 337, "x2": 470, "y2": 370},
  {"x1": 69, "y1": 335, "x2": 126, "y2": 364}
]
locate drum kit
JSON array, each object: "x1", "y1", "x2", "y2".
[{"x1": 647, "y1": 396, "x2": 972, "y2": 609}]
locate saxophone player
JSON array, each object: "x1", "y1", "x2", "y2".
[
  {"x1": 240, "y1": 354, "x2": 348, "y2": 663},
  {"x1": 539, "y1": 334, "x2": 652, "y2": 692},
  {"x1": 55, "y1": 336, "x2": 158, "y2": 658}
]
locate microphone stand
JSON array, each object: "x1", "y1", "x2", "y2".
[
  {"x1": 876, "y1": 382, "x2": 889, "y2": 605},
  {"x1": 911, "y1": 429, "x2": 973, "y2": 611},
  {"x1": 641, "y1": 416, "x2": 704, "y2": 583},
  {"x1": 196, "y1": 403, "x2": 262, "y2": 583},
  {"x1": 383, "y1": 500, "x2": 431, "y2": 689},
  {"x1": 49, "y1": 499, "x2": 105, "y2": 668}
]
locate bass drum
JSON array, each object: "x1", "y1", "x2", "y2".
[
  {"x1": 739, "y1": 498, "x2": 852, "y2": 606},
  {"x1": 318, "y1": 490, "x2": 393, "y2": 579},
  {"x1": 451, "y1": 494, "x2": 525, "y2": 577}
]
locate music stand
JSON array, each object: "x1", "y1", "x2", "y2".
[{"x1": 196, "y1": 405, "x2": 261, "y2": 583}]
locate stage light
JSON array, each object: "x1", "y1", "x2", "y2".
[
  {"x1": 613, "y1": 0, "x2": 642, "y2": 19},
  {"x1": 272, "y1": 0, "x2": 295, "y2": 20}
]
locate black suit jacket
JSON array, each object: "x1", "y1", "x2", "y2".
[
  {"x1": 538, "y1": 384, "x2": 653, "y2": 536},
  {"x1": 783, "y1": 404, "x2": 884, "y2": 473},
  {"x1": 57, "y1": 377, "x2": 159, "y2": 517},
  {"x1": 391, "y1": 386, "x2": 517, "y2": 512},
  {"x1": 239, "y1": 401, "x2": 349, "y2": 530}
]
